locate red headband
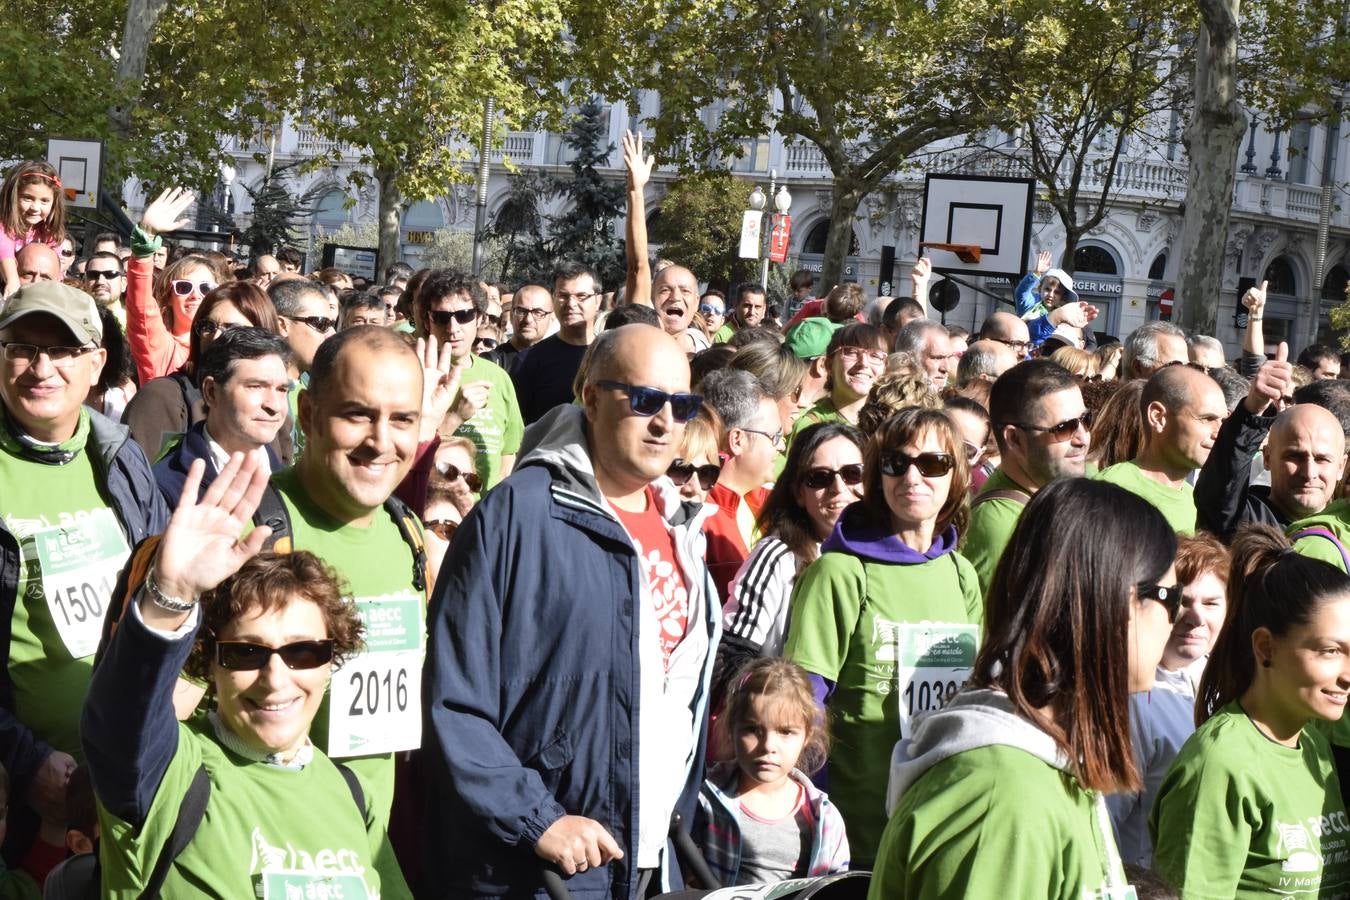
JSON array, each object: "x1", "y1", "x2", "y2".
[{"x1": 29, "y1": 172, "x2": 62, "y2": 190}]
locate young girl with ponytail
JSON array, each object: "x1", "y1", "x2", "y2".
[{"x1": 1151, "y1": 523, "x2": 1350, "y2": 897}]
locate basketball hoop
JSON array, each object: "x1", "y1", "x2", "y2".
[{"x1": 919, "y1": 242, "x2": 982, "y2": 264}]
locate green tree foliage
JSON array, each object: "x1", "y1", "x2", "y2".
[
  {"x1": 489, "y1": 171, "x2": 554, "y2": 283},
  {"x1": 650, "y1": 172, "x2": 754, "y2": 289},
  {"x1": 547, "y1": 99, "x2": 626, "y2": 287},
  {"x1": 236, "y1": 163, "x2": 320, "y2": 262}
]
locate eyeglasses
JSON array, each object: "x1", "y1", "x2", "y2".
[
  {"x1": 474, "y1": 337, "x2": 499, "y2": 351},
  {"x1": 698, "y1": 304, "x2": 725, "y2": 317},
  {"x1": 800, "y1": 464, "x2": 864, "y2": 490},
  {"x1": 285, "y1": 315, "x2": 337, "y2": 334},
  {"x1": 0, "y1": 342, "x2": 95, "y2": 368},
  {"x1": 743, "y1": 427, "x2": 785, "y2": 452},
  {"x1": 215, "y1": 639, "x2": 335, "y2": 671},
  {"x1": 962, "y1": 440, "x2": 985, "y2": 462},
  {"x1": 86, "y1": 269, "x2": 120, "y2": 281},
  {"x1": 511, "y1": 307, "x2": 551, "y2": 321},
  {"x1": 555, "y1": 292, "x2": 596, "y2": 304},
  {"x1": 993, "y1": 338, "x2": 1033, "y2": 353},
  {"x1": 430, "y1": 308, "x2": 479, "y2": 327},
  {"x1": 436, "y1": 460, "x2": 483, "y2": 492},
  {"x1": 1008, "y1": 411, "x2": 1093, "y2": 442},
  {"x1": 596, "y1": 380, "x2": 702, "y2": 422},
  {"x1": 835, "y1": 346, "x2": 888, "y2": 367},
  {"x1": 1137, "y1": 583, "x2": 1183, "y2": 624},
  {"x1": 667, "y1": 458, "x2": 721, "y2": 491},
  {"x1": 879, "y1": 451, "x2": 955, "y2": 478},
  {"x1": 424, "y1": 519, "x2": 459, "y2": 541},
  {"x1": 59, "y1": 247, "x2": 76, "y2": 258},
  {"x1": 194, "y1": 319, "x2": 239, "y2": 338},
  {"x1": 172, "y1": 279, "x2": 218, "y2": 297}
]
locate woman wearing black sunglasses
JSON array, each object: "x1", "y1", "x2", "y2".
[
  {"x1": 719, "y1": 422, "x2": 865, "y2": 678},
  {"x1": 872, "y1": 478, "x2": 1177, "y2": 899},
  {"x1": 783, "y1": 407, "x2": 982, "y2": 867},
  {"x1": 83, "y1": 456, "x2": 409, "y2": 897},
  {"x1": 1152, "y1": 524, "x2": 1350, "y2": 896}
]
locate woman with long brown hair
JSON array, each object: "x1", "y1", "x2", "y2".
[{"x1": 871, "y1": 478, "x2": 1177, "y2": 898}]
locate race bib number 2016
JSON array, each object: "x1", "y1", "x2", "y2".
[
  {"x1": 892, "y1": 622, "x2": 979, "y2": 740},
  {"x1": 327, "y1": 597, "x2": 423, "y2": 757},
  {"x1": 31, "y1": 509, "x2": 130, "y2": 660}
]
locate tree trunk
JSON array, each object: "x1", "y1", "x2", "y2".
[
  {"x1": 820, "y1": 182, "x2": 863, "y2": 292},
  {"x1": 1174, "y1": 0, "x2": 1245, "y2": 336},
  {"x1": 1060, "y1": 223, "x2": 1083, "y2": 270},
  {"x1": 109, "y1": 0, "x2": 170, "y2": 142},
  {"x1": 376, "y1": 168, "x2": 403, "y2": 274}
]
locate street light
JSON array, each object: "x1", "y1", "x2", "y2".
[{"x1": 760, "y1": 173, "x2": 792, "y2": 289}]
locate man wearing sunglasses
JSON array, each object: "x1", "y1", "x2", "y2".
[
  {"x1": 268, "y1": 279, "x2": 338, "y2": 455},
  {"x1": 0, "y1": 282, "x2": 170, "y2": 862},
  {"x1": 1096, "y1": 364, "x2": 1226, "y2": 534},
  {"x1": 700, "y1": 368, "x2": 780, "y2": 602},
  {"x1": 83, "y1": 250, "x2": 126, "y2": 328},
  {"x1": 511, "y1": 262, "x2": 601, "y2": 425},
  {"x1": 422, "y1": 268, "x2": 523, "y2": 491},
  {"x1": 965, "y1": 360, "x2": 1090, "y2": 596},
  {"x1": 485, "y1": 283, "x2": 553, "y2": 374},
  {"x1": 428, "y1": 324, "x2": 719, "y2": 899}
]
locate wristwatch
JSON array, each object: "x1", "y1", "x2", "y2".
[{"x1": 145, "y1": 569, "x2": 198, "y2": 612}]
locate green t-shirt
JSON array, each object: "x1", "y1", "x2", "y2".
[
  {"x1": 97, "y1": 717, "x2": 403, "y2": 899},
  {"x1": 446, "y1": 354, "x2": 523, "y2": 490},
  {"x1": 1095, "y1": 460, "x2": 1197, "y2": 534},
  {"x1": 713, "y1": 322, "x2": 736, "y2": 344},
  {"x1": 1151, "y1": 702, "x2": 1350, "y2": 899},
  {"x1": 784, "y1": 549, "x2": 982, "y2": 867},
  {"x1": 961, "y1": 467, "x2": 1030, "y2": 598},
  {"x1": 788, "y1": 398, "x2": 844, "y2": 446},
  {"x1": 871, "y1": 744, "x2": 1125, "y2": 900},
  {"x1": 1288, "y1": 500, "x2": 1350, "y2": 573},
  {"x1": 288, "y1": 374, "x2": 307, "y2": 459},
  {"x1": 0, "y1": 410, "x2": 130, "y2": 758},
  {"x1": 273, "y1": 468, "x2": 425, "y2": 829}
]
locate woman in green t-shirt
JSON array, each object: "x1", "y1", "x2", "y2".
[
  {"x1": 83, "y1": 456, "x2": 407, "y2": 899},
  {"x1": 870, "y1": 478, "x2": 1178, "y2": 899},
  {"x1": 1151, "y1": 524, "x2": 1350, "y2": 898},
  {"x1": 784, "y1": 407, "x2": 983, "y2": 867}
]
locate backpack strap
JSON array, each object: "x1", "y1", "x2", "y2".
[
  {"x1": 1291, "y1": 526, "x2": 1350, "y2": 572},
  {"x1": 171, "y1": 372, "x2": 204, "y2": 427},
  {"x1": 383, "y1": 494, "x2": 428, "y2": 595},
  {"x1": 335, "y1": 763, "x2": 367, "y2": 821},
  {"x1": 970, "y1": 488, "x2": 1030, "y2": 510},
  {"x1": 139, "y1": 764, "x2": 211, "y2": 899},
  {"x1": 252, "y1": 483, "x2": 294, "y2": 554}
]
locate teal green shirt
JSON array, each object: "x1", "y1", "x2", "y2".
[{"x1": 1094, "y1": 460, "x2": 1196, "y2": 533}]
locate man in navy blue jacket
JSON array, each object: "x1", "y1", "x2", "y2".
[{"x1": 425, "y1": 324, "x2": 720, "y2": 899}]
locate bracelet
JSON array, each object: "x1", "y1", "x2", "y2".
[
  {"x1": 145, "y1": 569, "x2": 198, "y2": 613},
  {"x1": 1246, "y1": 316, "x2": 1262, "y2": 322}
]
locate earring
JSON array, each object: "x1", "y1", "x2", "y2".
[{"x1": 1261, "y1": 658, "x2": 1272, "y2": 668}]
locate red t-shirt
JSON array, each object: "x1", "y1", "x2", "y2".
[{"x1": 614, "y1": 487, "x2": 689, "y2": 665}]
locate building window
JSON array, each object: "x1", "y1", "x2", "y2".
[
  {"x1": 1323, "y1": 264, "x2": 1349, "y2": 303},
  {"x1": 1288, "y1": 122, "x2": 1312, "y2": 185},
  {"x1": 729, "y1": 137, "x2": 770, "y2": 173},
  {"x1": 1073, "y1": 244, "x2": 1118, "y2": 275},
  {"x1": 1264, "y1": 257, "x2": 1298, "y2": 296},
  {"x1": 802, "y1": 219, "x2": 860, "y2": 255},
  {"x1": 1148, "y1": 252, "x2": 1167, "y2": 280}
]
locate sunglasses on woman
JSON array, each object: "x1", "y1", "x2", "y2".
[
  {"x1": 424, "y1": 519, "x2": 459, "y2": 541},
  {"x1": 474, "y1": 337, "x2": 499, "y2": 352},
  {"x1": 193, "y1": 319, "x2": 238, "y2": 338},
  {"x1": 215, "y1": 639, "x2": 335, "y2": 671},
  {"x1": 596, "y1": 380, "x2": 703, "y2": 422},
  {"x1": 429, "y1": 308, "x2": 479, "y2": 326},
  {"x1": 667, "y1": 458, "x2": 721, "y2": 490},
  {"x1": 800, "y1": 464, "x2": 864, "y2": 490},
  {"x1": 436, "y1": 460, "x2": 483, "y2": 492},
  {"x1": 172, "y1": 279, "x2": 218, "y2": 297},
  {"x1": 879, "y1": 451, "x2": 955, "y2": 478},
  {"x1": 1137, "y1": 582, "x2": 1183, "y2": 624}
]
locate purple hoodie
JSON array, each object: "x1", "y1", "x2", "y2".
[{"x1": 820, "y1": 501, "x2": 959, "y2": 564}]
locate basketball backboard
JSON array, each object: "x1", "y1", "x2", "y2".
[
  {"x1": 918, "y1": 174, "x2": 1034, "y2": 281},
  {"x1": 44, "y1": 138, "x2": 103, "y2": 210}
]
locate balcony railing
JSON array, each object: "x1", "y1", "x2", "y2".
[{"x1": 490, "y1": 132, "x2": 536, "y2": 163}]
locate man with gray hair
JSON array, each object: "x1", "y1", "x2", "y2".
[
  {"x1": 268, "y1": 277, "x2": 338, "y2": 454},
  {"x1": 1187, "y1": 333, "x2": 1226, "y2": 369},
  {"x1": 699, "y1": 367, "x2": 780, "y2": 601},
  {"x1": 957, "y1": 339, "x2": 1018, "y2": 386},
  {"x1": 894, "y1": 318, "x2": 955, "y2": 391},
  {"x1": 1122, "y1": 320, "x2": 1188, "y2": 379}
]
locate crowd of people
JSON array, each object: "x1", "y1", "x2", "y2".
[{"x1": 0, "y1": 135, "x2": 1348, "y2": 900}]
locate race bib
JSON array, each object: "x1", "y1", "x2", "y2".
[
  {"x1": 893, "y1": 622, "x2": 979, "y2": 740},
  {"x1": 30, "y1": 509, "x2": 129, "y2": 660},
  {"x1": 327, "y1": 597, "x2": 422, "y2": 757},
  {"x1": 262, "y1": 871, "x2": 371, "y2": 900}
]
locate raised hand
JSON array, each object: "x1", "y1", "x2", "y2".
[
  {"x1": 140, "y1": 187, "x2": 195, "y2": 237},
  {"x1": 454, "y1": 381, "x2": 492, "y2": 424},
  {"x1": 1245, "y1": 341, "x2": 1293, "y2": 415},
  {"x1": 910, "y1": 257, "x2": 932, "y2": 290},
  {"x1": 1242, "y1": 280, "x2": 1268, "y2": 318},
  {"x1": 149, "y1": 454, "x2": 273, "y2": 608},
  {"x1": 417, "y1": 334, "x2": 466, "y2": 441},
  {"x1": 623, "y1": 130, "x2": 654, "y2": 192},
  {"x1": 1034, "y1": 250, "x2": 1053, "y2": 276}
]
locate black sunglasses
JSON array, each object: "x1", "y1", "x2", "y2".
[
  {"x1": 86, "y1": 269, "x2": 121, "y2": 281},
  {"x1": 1009, "y1": 411, "x2": 1093, "y2": 442},
  {"x1": 474, "y1": 337, "x2": 499, "y2": 351},
  {"x1": 285, "y1": 315, "x2": 337, "y2": 334},
  {"x1": 801, "y1": 464, "x2": 864, "y2": 490},
  {"x1": 436, "y1": 460, "x2": 483, "y2": 492},
  {"x1": 879, "y1": 451, "x2": 955, "y2": 478},
  {"x1": 215, "y1": 639, "x2": 335, "y2": 671},
  {"x1": 596, "y1": 380, "x2": 702, "y2": 422},
  {"x1": 667, "y1": 458, "x2": 721, "y2": 490},
  {"x1": 194, "y1": 319, "x2": 238, "y2": 338},
  {"x1": 1138, "y1": 583, "x2": 1183, "y2": 624},
  {"x1": 430, "y1": 308, "x2": 479, "y2": 326}
]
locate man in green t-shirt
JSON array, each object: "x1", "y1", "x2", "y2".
[
  {"x1": 712, "y1": 283, "x2": 767, "y2": 344},
  {"x1": 422, "y1": 269, "x2": 523, "y2": 491},
  {"x1": 965, "y1": 360, "x2": 1088, "y2": 596},
  {"x1": 0, "y1": 282, "x2": 170, "y2": 860},
  {"x1": 1095, "y1": 364, "x2": 1226, "y2": 534}
]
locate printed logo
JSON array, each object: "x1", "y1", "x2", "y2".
[{"x1": 1277, "y1": 821, "x2": 1322, "y2": 873}]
